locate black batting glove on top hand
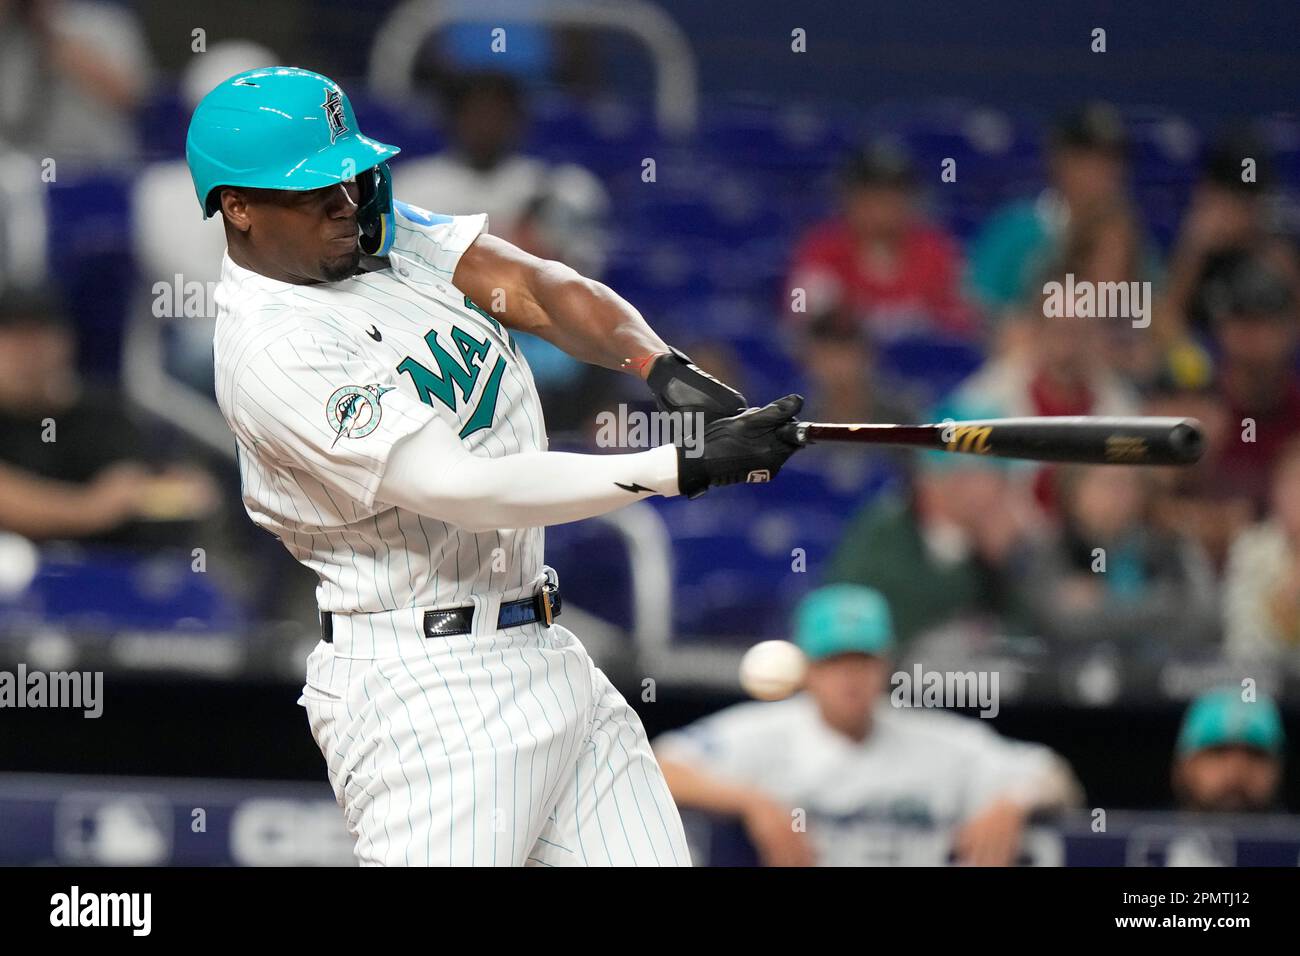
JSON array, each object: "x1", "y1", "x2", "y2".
[
  {"x1": 676, "y1": 394, "x2": 805, "y2": 499},
  {"x1": 647, "y1": 347, "x2": 747, "y2": 422}
]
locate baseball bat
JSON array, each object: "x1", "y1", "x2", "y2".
[{"x1": 781, "y1": 416, "x2": 1204, "y2": 465}]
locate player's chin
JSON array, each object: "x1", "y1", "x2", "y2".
[{"x1": 319, "y1": 245, "x2": 361, "y2": 281}]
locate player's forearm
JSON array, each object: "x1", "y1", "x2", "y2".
[
  {"x1": 378, "y1": 422, "x2": 680, "y2": 532},
  {"x1": 998, "y1": 752, "x2": 1083, "y2": 814},
  {"x1": 656, "y1": 757, "x2": 764, "y2": 818},
  {"x1": 454, "y1": 234, "x2": 668, "y2": 376},
  {"x1": 522, "y1": 259, "x2": 669, "y2": 374}
]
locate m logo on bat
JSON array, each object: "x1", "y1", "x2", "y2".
[{"x1": 942, "y1": 424, "x2": 993, "y2": 455}]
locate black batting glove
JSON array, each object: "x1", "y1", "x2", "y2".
[
  {"x1": 676, "y1": 394, "x2": 805, "y2": 499},
  {"x1": 647, "y1": 347, "x2": 747, "y2": 423}
]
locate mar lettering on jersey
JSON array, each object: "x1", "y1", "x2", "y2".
[{"x1": 396, "y1": 297, "x2": 516, "y2": 439}]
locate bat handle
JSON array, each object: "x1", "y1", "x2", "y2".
[{"x1": 780, "y1": 421, "x2": 811, "y2": 446}]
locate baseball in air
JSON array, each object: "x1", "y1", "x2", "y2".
[{"x1": 739, "y1": 640, "x2": 808, "y2": 700}]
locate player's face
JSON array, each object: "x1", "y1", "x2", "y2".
[
  {"x1": 239, "y1": 181, "x2": 363, "y2": 284},
  {"x1": 806, "y1": 653, "x2": 888, "y2": 740},
  {"x1": 1173, "y1": 746, "x2": 1281, "y2": 813}
]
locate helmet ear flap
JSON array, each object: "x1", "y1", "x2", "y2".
[{"x1": 358, "y1": 162, "x2": 395, "y2": 256}]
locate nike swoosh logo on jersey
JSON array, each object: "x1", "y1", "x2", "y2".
[
  {"x1": 366, "y1": 325, "x2": 382, "y2": 341},
  {"x1": 615, "y1": 481, "x2": 656, "y2": 494}
]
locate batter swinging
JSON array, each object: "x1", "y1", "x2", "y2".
[{"x1": 186, "y1": 67, "x2": 803, "y2": 866}]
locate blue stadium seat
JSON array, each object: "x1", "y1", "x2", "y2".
[
  {"x1": 0, "y1": 548, "x2": 246, "y2": 635},
  {"x1": 46, "y1": 173, "x2": 135, "y2": 376},
  {"x1": 879, "y1": 334, "x2": 984, "y2": 399}
]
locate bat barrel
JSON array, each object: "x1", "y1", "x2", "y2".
[
  {"x1": 786, "y1": 416, "x2": 1205, "y2": 466},
  {"x1": 941, "y1": 416, "x2": 1205, "y2": 465}
]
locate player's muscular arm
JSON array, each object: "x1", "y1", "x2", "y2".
[
  {"x1": 453, "y1": 233, "x2": 668, "y2": 378},
  {"x1": 451, "y1": 234, "x2": 747, "y2": 422}
]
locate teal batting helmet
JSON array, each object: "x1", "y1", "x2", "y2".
[{"x1": 185, "y1": 66, "x2": 400, "y2": 253}]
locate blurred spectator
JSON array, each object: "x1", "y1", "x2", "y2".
[
  {"x1": 953, "y1": 288, "x2": 1141, "y2": 421},
  {"x1": 1158, "y1": 129, "x2": 1297, "y2": 341},
  {"x1": 131, "y1": 41, "x2": 279, "y2": 394},
  {"x1": 796, "y1": 307, "x2": 918, "y2": 425},
  {"x1": 1172, "y1": 688, "x2": 1285, "y2": 813},
  {"x1": 1146, "y1": 254, "x2": 1300, "y2": 566},
  {"x1": 395, "y1": 72, "x2": 611, "y2": 422},
  {"x1": 786, "y1": 139, "x2": 974, "y2": 340},
  {"x1": 950, "y1": 288, "x2": 1141, "y2": 510},
  {"x1": 1223, "y1": 438, "x2": 1300, "y2": 663},
  {"x1": 0, "y1": 286, "x2": 217, "y2": 544},
  {"x1": 784, "y1": 307, "x2": 918, "y2": 494},
  {"x1": 825, "y1": 450, "x2": 1038, "y2": 650},
  {"x1": 1058, "y1": 200, "x2": 1168, "y2": 391},
  {"x1": 0, "y1": 0, "x2": 153, "y2": 168},
  {"x1": 396, "y1": 72, "x2": 609, "y2": 278},
  {"x1": 967, "y1": 102, "x2": 1160, "y2": 315},
  {"x1": 1208, "y1": 253, "x2": 1300, "y2": 506},
  {"x1": 655, "y1": 585, "x2": 1080, "y2": 866},
  {"x1": 1019, "y1": 465, "x2": 1217, "y2": 648}
]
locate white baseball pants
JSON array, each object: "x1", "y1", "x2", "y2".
[{"x1": 299, "y1": 605, "x2": 690, "y2": 866}]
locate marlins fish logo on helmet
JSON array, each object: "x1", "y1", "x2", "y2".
[{"x1": 321, "y1": 87, "x2": 348, "y2": 143}]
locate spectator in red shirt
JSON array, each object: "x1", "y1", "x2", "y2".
[
  {"x1": 1208, "y1": 252, "x2": 1300, "y2": 508},
  {"x1": 1154, "y1": 252, "x2": 1300, "y2": 567},
  {"x1": 786, "y1": 140, "x2": 975, "y2": 341}
]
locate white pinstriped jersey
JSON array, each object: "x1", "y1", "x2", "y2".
[{"x1": 213, "y1": 205, "x2": 549, "y2": 612}]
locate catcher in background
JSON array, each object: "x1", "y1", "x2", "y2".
[{"x1": 654, "y1": 585, "x2": 1081, "y2": 866}]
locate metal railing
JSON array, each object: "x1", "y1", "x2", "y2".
[
  {"x1": 368, "y1": 0, "x2": 700, "y2": 137},
  {"x1": 121, "y1": 297, "x2": 235, "y2": 459}
]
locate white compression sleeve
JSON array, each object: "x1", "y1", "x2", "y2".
[{"x1": 376, "y1": 416, "x2": 681, "y2": 532}]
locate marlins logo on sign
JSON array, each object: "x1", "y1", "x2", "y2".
[
  {"x1": 321, "y1": 88, "x2": 348, "y2": 143},
  {"x1": 326, "y1": 384, "x2": 392, "y2": 445}
]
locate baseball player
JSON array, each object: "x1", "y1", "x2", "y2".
[
  {"x1": 655, "y1": 585, "x2": 1081, "y2": 866},
  {"x1": 185, "y1": 67, "x2": 804, "y2": 866}
]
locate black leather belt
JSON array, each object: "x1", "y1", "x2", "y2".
[{"x1": 320, "y1": 583, "x2": 561, "y2": 644}]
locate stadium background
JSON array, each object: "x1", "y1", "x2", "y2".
[{"x1": 1, "y1": 0, "x2": 1299, "y2": 865}]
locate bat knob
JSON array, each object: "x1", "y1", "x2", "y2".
[
  {"x1": 1169, "y1": 418, "x2": 1205, "y2": 464},
  {"x1": 779, "y1": 421, "x2": 809, "y2": 446}
]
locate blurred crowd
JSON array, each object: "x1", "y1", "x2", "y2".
[
  {"x1": 0, "y1": 4, "x2": 1299, "y2": 674},
  {"x1": 804, "y1": 104, "x2": 1300, "y2": 672}
]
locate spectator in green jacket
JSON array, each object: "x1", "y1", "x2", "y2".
[{"x1": 825, "y1": 448, "x2": 1039, "y2": 652}]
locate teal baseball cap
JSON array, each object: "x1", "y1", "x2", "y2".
[
  {"x1": 186, "y1": 66, "x2": 400, "y2": 219},
  {"x1": 793, "y1": 585, "x2": 895, "y2": 660},
  {"x1": 1176, "y1": 689, "x2": 1285, "y2": 757}
]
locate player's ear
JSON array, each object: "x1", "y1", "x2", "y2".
[{"x1": 219, "y1": 188, "x2": 253, "y2": 233}]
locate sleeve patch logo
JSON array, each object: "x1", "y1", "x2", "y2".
[{"x1": 327, "y1": 384, "x2": 393, "y2": 445}]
